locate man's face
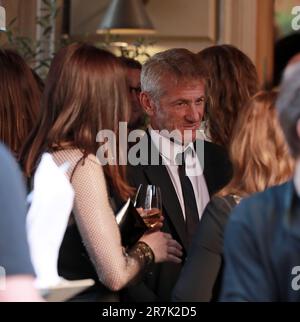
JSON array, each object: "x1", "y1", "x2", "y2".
[
  {"x1": 147, "y1": 79, "x2": 205, "y2": 143},
  {"x1": 127, "y1": 68, "x2": 144, "y2": 128}
]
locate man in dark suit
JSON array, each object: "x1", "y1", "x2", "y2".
[{"x1": 122, "y1": 48, "x2": 232, "y2": 301}]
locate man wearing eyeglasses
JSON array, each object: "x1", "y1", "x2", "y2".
[{"x1": 120, "y1": 57, "x2": 147, "y2": 131}]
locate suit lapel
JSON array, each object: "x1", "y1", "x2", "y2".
[
  {"x1": 143, "y1": 165, "x2": 188, "y2": 250},
  {"x1": 139, "y1": 131, "x2": 188, "y2": 250}
]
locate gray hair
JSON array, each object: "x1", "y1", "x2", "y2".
[
  {"x1": 277, "y1": 62, "x2": 300, "y2": 158},
  {"x1": 141, "y1": 48, "x2": 206, "y2": 102}
]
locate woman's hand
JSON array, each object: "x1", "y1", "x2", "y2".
[{"x1": 139, "y1": 231, "x2": 183, "y2": 264}]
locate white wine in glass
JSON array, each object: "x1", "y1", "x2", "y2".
[{"x1": 134, "y1": 185, "x2": 162, "y2": 229}]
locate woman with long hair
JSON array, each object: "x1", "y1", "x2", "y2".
[
  {"x1": 197, "y1": 44, "x2": 259, "y2": 149},
  {"x1": 0, "y1": 49, "x2": 41, "y2": 158},
  {"x1": 20, "y1": 43, "x2": 182, "y2": 301},
  {"x1": 172, "y1": 90, "x2": 294, "y2": 301}
]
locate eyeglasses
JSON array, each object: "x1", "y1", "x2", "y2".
[{"x1": 129, "y1": 86, "x2": 141, "y2": 94}]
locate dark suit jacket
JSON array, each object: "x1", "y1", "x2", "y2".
[{"x1": 122, "y1": 133, "x2": 232, "y2": 301}]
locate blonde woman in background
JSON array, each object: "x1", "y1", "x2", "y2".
[{"x1": 173, "y1": 90, "x2": 294, "y2": 302}]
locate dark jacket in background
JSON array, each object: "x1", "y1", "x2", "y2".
[
  {"x1": 0, "y1": 144, "x2": 35, "y2": 277},
  {"x1": 220, "y1": 181, "x2": 300, "y2": 302}
]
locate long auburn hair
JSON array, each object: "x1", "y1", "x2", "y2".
[
  {"x1": 220, "y1": 90, "x2": 294, "y2": 197},
  {"x1": 197, "y1": 45, "x2": 259, "y2": 148},
  {"x1": 21, "y1": 43, "x2": 134, "y2": 200},
  {"x1": 0, "y1": 49, "x2": 41, "y2": 158}
]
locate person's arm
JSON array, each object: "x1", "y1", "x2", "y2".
[
  {"x1": 123, "y1": 167, "x2": 168, "y2": 302},
  {"x1": 71, "y1": 155, "x2": 181, "y2": 291},
  {"x1": 0, "y1": 145, "x2": 41, "y2": 301},
  {"x1": 172, "y1": 197, "x2": 232, "y2": 302},
  {"x1": 220, "y1": 200, "x2": 275, "y2": 302}
]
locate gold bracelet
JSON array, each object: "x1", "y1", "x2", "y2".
[{"x1": 130, "y1": 241, "x2": 155, "y2": 267}]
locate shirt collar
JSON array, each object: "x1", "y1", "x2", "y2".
[{"x1": 148, "y1": 126, "x2": 195, "y2": 163}]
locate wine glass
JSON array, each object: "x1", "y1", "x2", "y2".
[{"x1": 134, "y1": 185, "x2": 162, "y2": 229}]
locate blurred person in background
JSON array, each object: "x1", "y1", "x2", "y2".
[
  {"x1": 197, "y1": 45, "x2": 259, "y2": 149},
  {"x1": 220, "y1": 62, "x2": 300, "y2": 302},
  {"x1": 0, "y1": 49, "x2": 41, "y2": 159},
  {"x1": 119, "y1": 57, "x2": 147, "y2": 131},
  {"x1": 0, "y1": 143, "x2": 41, "y2": 302}
]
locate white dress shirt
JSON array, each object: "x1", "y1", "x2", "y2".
[{"x1": 149, "y1": 127, "x2": 210, "y2": 220}]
